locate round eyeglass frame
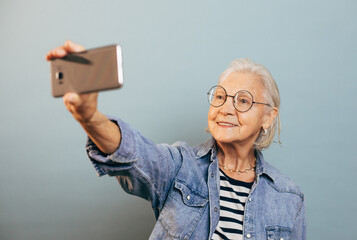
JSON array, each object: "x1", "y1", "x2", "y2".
[{"x1": 207, "y1": 85, "x2": 272, "y2": 112}]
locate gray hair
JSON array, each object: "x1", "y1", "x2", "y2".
[{"x1": 219, "y1": 58, "x2": 281, "y2": 150}]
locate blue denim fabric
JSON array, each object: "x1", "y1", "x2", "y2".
[{"x1": 86, "y1": 117, "x2": 306, "y2": 240}]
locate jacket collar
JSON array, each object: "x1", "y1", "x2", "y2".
[
  {"x1": 195, "y1": 137, "x2": 216, "y2": 159},
  {"x1": 196, "y1": 137, "x2": 276, "y2": 183},
  {"x1": 255, "y1": 150, "x2": 275, "y2": 183}
]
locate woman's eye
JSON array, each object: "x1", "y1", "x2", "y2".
[{"x1": 239, "y1": 98, "x2": 250, "y2": 104}]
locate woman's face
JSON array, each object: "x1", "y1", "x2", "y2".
[{"x1": 208, "y1": 72, "x2": 272, "y2": 146}]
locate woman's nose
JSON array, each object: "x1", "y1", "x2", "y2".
[{"x1": 219, "y1": 96, "x2": 236, "y2": 115}]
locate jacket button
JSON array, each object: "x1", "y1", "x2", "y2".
[
  {"x1": 214, "y1": 207, "x2": 218, "y2": 212},
  {"x1": 246, "y1": 233, "x2": 251, "y2": 238},
  {"x1": 186, "y1": 195, "x2": 190, "y2": 200},
  {"x1": 211, "y1": 172, "x2": 214, "y2": 178},
  {"x1": 248, "y1": 197, "x2": 252, "y2": 202}
]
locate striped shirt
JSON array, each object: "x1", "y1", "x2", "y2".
[{"x1": 211, "y1": 169, "x2": 253, "y2": 240}]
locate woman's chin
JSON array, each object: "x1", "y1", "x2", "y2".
[{"x1": 213, "y1": 135, "x2": 241, "y2": 144}]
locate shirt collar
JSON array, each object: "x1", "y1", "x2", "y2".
[{"x1": 196, "y1": 137, "x2": 276, "y2": 183}]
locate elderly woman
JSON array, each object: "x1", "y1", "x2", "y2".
[{"x1": 47, "y1": 41, "x2": 305, "y2": 240}]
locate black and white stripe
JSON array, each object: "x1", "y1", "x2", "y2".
[{"x1": 211, "y1": 170, "x2": 253, "y2": 240}]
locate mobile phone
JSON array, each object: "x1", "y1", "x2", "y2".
[{"x1": 50, "y1": 44, "x2": 123, "y2": 97}]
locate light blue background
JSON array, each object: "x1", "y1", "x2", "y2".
[{"x1": 1, "y1": 0, "x2": 356, "y2": 239}]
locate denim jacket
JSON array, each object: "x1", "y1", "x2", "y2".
[{"x1": 86, "y1": 117, "x2": 306, "y2": 240}]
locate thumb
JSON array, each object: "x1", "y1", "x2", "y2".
[{"x1": 64, "y1": 92, "x2": 81, "y2": 107}]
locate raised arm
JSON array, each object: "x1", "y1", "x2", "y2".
[{"x1": 46, "y1": 41, "x2": 121, "y2": 154}]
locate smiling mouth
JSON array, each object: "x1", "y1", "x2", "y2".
[{"x1": 217, "y1": 122, "x2": 239, "y2": 127}]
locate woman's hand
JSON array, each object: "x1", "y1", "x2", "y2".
[
  {"x1": 46, "y1": 41, "x2": 99, "y2": 124},
  {"x1": 46, "y1": 41, "x2": 121, "y2": 154}
]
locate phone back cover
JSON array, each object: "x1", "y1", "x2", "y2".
[{"x1": 50, "y1": 45, "x2": 123, "y2": 97}]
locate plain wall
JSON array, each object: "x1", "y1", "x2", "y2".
[{"x1": 1, "y1": 0, "x2": 356, "y2": 239}]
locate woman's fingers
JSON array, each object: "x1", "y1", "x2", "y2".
[
  {"x1": 64, "y1": 40, "x2": 85, "y2": 52},
  {"x1": 45, "y1": 46, "x2": 67, "y2": 60},
  {"x1": 45, "y1": 40, "x2": 85, "y2": 61}
]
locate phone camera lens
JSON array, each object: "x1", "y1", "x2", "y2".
[{"x1": 56, "y1": 72, "x2": 63, "y2": 80}]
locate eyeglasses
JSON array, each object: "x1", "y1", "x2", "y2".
[{"x1": 207, "y1": 85, "x2": 272, "y2": 112}]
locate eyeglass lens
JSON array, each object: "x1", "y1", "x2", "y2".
[{"x1": 207, "y1": 86, "x2": 254, "y2": 112}]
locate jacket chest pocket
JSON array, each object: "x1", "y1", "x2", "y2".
[
  {"x1": 266, "y1": 226, "x2": 292, "y2": 240},
  {"x1": 158, "y1": 180, "x2": 208, "y2": 239}
]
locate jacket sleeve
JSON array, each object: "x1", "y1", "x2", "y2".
[
  {"x1": 293, "y1": 196, "x2": 306, "y2": 240},
  {"x1": 86, "y1": 116, "x2": 183, "y2": 217}
]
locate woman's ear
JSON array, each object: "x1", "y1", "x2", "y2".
[{"x1": 263, "y1": 107, "x2": 278, "y2": 130}]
